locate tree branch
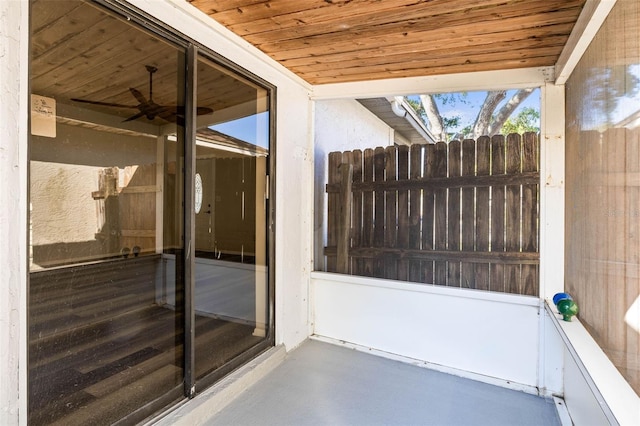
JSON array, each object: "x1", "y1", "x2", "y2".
[
  {"x1": 419, "y1": 94, "x2": 446, "y2": 142},
  {"x1": 472, "y1": 90, "x2": 506, "y2": 139},
  {"x1": 489, "y1": 88, "x2": 535, "y2": 135}
]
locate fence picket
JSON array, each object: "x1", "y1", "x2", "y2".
[
  {"x1": 337, "y1": 153, "x2": 353, "y2": 274},
  {"x1": 362, "y1": 148, "x2": 374, "y2": 276},
  {"x1": 373, "y1": 147, "x2": 385, "y2": 277},
  {"x1": 521, "y1": 132, "x2": 539, "y2": 296},
  {"x1": 397, "y1": 145, "x2": 410, "y2": 281},
  {"x1": 448, "y1": 140, "x2": 462, "y2": 287},
  {"x1": 505, "y1": 133, "x2": 522, "y2": 294},
  {"x1": 385, "y1": 146, "x2": 398, "y2": 279},
  {"x1": 474, "y1": 136, "x2": 491, "y2": 291},
  {"x1": 490, "y1": 135, "x2": 506, "y2": 292},
  {"x1": 461, "y1": 139, "x2": 476, "y2": 289},
  {"x1": 422, "y1": 144, "x2": 436, "y2": 283},
  {"x1": 433, "y1": 142, "x2": 448, "y2": 286},
  {"x1": 326, "y1": 151, "x2": 342, "y2": 272},
  {"x1": 352, "y1": 150, "x2": 363, "y2": 276},
  {"x1": 409, "y1": 144, "x2": 423, "y2": 282}
]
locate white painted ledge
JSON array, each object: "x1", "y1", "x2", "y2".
[
  {"x1": 311, "y1": 67, "x2": 555, "y2": 100},
  {"x1": 545, "y1": 301, "x2": 640, "y2": 425},
  {"x1": 310, "y1": 271, "x2": 540, "y2": 307}
]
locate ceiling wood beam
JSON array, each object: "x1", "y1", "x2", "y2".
[
  {"x1": 311, "y1": 67, "x2": 554, "y2": 100},
  {"x1": 298, "y1": 50, "x2": 561, "y2": 82},
  {"x1": 56, "y1": 102, "x2": 160, "y2": 137},
  {"x1": 308, "y1": 58, "x2": 556, "y2": 85}
]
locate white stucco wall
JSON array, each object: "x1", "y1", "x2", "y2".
[
  {"x1": 313, "y1": 99, "x2": 393, "y2": 270},
  {"x1": 30, "y1": 161, "x2": 99, "y2": 246},
  {"x1": 0, "y1": 0, "x2": 28, "y2": 423}
]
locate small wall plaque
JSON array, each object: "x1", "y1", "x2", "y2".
[{"x1": 31, "y1": 94, "x2": 56, "y2": 138}]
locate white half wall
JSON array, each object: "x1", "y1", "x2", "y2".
[{"x1": 311, "y1": 272, "x2": 550, "y2": 393}]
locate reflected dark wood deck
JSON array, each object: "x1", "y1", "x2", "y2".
[{"x1": 29, "y1": 256, "x2": 260, "y2": 425}]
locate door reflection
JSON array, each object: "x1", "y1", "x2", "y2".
[{"x1": 194, "y1": 140, "x2": 268, "y2": 379}]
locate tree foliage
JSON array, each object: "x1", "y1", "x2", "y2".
[
  {"x1": 409, "y1": 89, "x2": 538, "y2": 142},
  {"x1": 500, "y1": 107, "x2": 540, "y2": 135}
]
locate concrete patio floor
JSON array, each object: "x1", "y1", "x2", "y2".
[{"x1": 204, "y1": 339, "x2": 562, "y2": 426}]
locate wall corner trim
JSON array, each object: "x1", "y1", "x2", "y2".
[{"x1": 555, "y1": 0, "x2": 617, "y2": 85}]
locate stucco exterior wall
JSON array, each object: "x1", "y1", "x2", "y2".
[
  {"x1": 29, "y1": 124, "x2": 159, "y2": 268},
  {"x1": 313, "y1": 99, "x2": 393, "y2": 271},
  {"x1": 30, "y1": 161, "x2": 100, "y2": 246}
]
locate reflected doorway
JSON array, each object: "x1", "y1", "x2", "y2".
[
  {"x1": 192, "y1": 55, "x2": 271, "y2": 381},
  {"x1": 193, "y1": 142, "x2": 268, "y2": 379}
]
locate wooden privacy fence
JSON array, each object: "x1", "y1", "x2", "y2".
[{"x1": 324, "y1": 132, "x2": 540, "y2": 296}]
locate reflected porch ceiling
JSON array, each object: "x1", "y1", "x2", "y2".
[{"x1": 189, "y1": 0, "x2": 587, "y2": 85}]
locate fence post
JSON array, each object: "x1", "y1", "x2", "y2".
[{"x1": 337, "y1": 162, "x2": 353, "y2": 274}]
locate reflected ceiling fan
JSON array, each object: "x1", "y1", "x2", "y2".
[{"x1": 71, "y1": 65, "x2": 213, "y2": 125}]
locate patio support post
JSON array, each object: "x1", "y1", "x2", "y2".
[
  {"x1": 0, "y1": 0, "x2": 28, "y2": 423},
  {"x1": 539, "y1": 82, "x2": 565, "y2": 301},
  {"x1": 536, "y1": 82, "x2": 566, "y2": 398}
]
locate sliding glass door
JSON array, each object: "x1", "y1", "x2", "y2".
[
  {"x1": 28, "y1": 0, "x2": 272, "y2": 423},
  {"x1": 191, "y1": 55, "x2": 271, "y2": 382}
]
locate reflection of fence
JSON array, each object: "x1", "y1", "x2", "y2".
[
  {"x1": 324, "y1": 133, "x2": 539, "y2": 296},
  {"x1": 565, "y1": 128, "x2": 640, "y2": 395},
  {"x1": 92, "y1": 165, "x2": 158, "y2": 259}
]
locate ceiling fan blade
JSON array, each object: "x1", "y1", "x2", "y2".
[
  {"x1": 156, "y1": 107, "x2": 179, "y2": 122},
  {"x1": 196, "y1": 106, "x2": 214, "y2": 115},
  {"x1": 122, "y1": 111, "x2": 147, "y2": 123},
  {"x1": 159, "y1": 113, "x2": 182, "y2": 126},
  {"x1": 73, "y1": 66, "x2": 212, "y2": 125},
  {"x1": 129, "y1": 87, "x2": 147, "y2": 105},
  {"x1": 71, "y1": 98, "x2": 137, "y2": 109},
  {"x1": 171, "y1": 105, "x2": 214, "y2": 116}
]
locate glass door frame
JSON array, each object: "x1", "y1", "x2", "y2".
[
  {"x1": 27, "y1": 0, "x2": 276, "y2": 420},
  {"x1": 182, "y1": 41, "x2": 277, "y2": 397}
]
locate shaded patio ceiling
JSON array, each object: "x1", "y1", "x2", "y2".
[{"x1": 188, "y1": 0, "x2": 587, "y2": 85}]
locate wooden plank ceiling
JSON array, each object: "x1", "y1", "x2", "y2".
[{"x1": 189, "y1": 0, "x2": 587, "y2": 85}]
